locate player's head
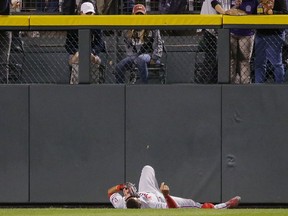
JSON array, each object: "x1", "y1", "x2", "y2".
[
  {"x1": 132, "y1": 4, "x2": 146, "y2": 15},
  {"x1": 126, "y1": 196, "x2": 141, "y2": 209},
  {"x1": 123, "y1": 182, "x2": 140, "y2": 209}
]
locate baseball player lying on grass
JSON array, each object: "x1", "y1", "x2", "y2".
[{"x1": 108, "y1": 165, "x2": 241, "y2": 209}]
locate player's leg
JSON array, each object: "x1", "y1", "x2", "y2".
[
  {"x1": 138, "y1": 165, "x2": 160, "y2": 193},
  {"x1": 170, "y1": 196, "x2": 202, "y2": 208},
  {"x1": 201, "y1": 203, "x2": 215, "y2": 208},
  {"x1": 214, "y1": 196, "x2": 241, "y2": 209},
  {"x1": 173, "y1": 196, "x2": 241, "y2": 209}
]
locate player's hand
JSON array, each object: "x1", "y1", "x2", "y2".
[
  {"x1": 116, "y1": 183, "x2": 125, "y2": 191},
  {"x1": 160, "y1": 182, "x2": 170, "y2": 197}
]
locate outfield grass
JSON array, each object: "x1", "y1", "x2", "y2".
[{"x1": 1, "y1": 208, "x2": 288, "y2": 216}]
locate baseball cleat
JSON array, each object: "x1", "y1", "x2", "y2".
[{"x1": 225, "y1": 196, "x2": 241, "y2": 208}]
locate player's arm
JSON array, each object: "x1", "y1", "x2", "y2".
[
  {"x1": 107, "y1": 184, "x2": 125, "y2": 198},
  {"x1": 160, "y1": 182, "x2": 178, "y2": 208},
  {"x1": 109, "y1": 192, "x2": 126, "y2": 209}
]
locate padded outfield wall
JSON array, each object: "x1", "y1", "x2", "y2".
[
  {"x1": 0, "y1": 15, "x2": 288, "y2": 205},
  {"x1": 1, "y1": 84, "x2": 288, "y2": 204}
]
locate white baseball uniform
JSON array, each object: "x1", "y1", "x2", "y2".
[
  {"x1": 110, "y1": 165, "x2": 204, "y2": 209},
  {"x1": 110, "y1": 164, "x2": 167, "y2": 209}
]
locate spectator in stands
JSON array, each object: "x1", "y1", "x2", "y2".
[
  {"x1": 226, "y1": 0, "x2": 258, "y2": 84},
  {"x1": 122, "y1": 0, "x2": 134, "y2": 14},
  {"x1": 62, "y1": 0, "x2": 116, "y2": 16},
  {"x1": 114, "y1": 4, "x2": 163, "y2": 84},
  {"x1": 36, "y1": 0, "x2": 59, "y2": 12},
  {"x1": 62, "y1": 0, "x2": 76, "y2": 14},
  {"x1": 200, "y1": 0, "x2": 227, "y2": 16},
  {"x1": 64, "y1": 1, "x2": 105, "y2": 84},
  {"x1": 159, "y1": 0, "x2": 187, "y2": 14},
  {"x1": 0, "y1": 0, "x2": 9, "y2": 12},
  {"x1": 254, "y1": 0, "x2": 288, "y2": 83},
  {"x1": 11, "y1": 0, "x2": 21, "y2": 12},
  {"x1": 33, "y1": 0, "x2": 59, "y2": 38},
  {"x1": 10, "y1": 0, "x2": 25, "y2": 57},
  {"x1": 195, "y1": 0, "x2": 226, "y2": 84},
  {"x1": 0, "y1": 0, "x2": 11, "y2": 83}
]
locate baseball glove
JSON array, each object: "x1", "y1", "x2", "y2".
[
  {"x1": 260, "y1": 0, "x2": 274, "y2": 15},
  {"x1": 125, "y1": 182, "x2": 139, "y2": 197},
  {"x1": 225, "y1": 8, "x2": 247, "y2": 16}
]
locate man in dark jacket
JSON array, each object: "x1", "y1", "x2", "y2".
[
  {"x1": 254, "y1": 0, "x2": 288, "y2": 83},
  {"x1": 159, "y1": 0, "x2": 187, "y2": 14},
  {"x1": 36, "y1": 0, "x2": 59, "y2": 12},
  {"x1": 64, "y1": 1, "x2": 105, "y2": 84},
  {"x1": 0, "y1": 0, "x2": 9, "y2": 14},
  {"x1": 62, "y1": 0, "x2": 76, "y2": 14}
]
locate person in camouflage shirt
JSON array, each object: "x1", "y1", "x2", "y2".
[{"x1": 115, "y1": 4, "x2": 163, "y2": 84}]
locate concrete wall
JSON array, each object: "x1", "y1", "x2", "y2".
[{"x1": 1, "y1": 84, "x2": 288, "y2": 204}]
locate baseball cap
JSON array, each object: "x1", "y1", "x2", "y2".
[
  {"x1": 132, "y1": 4, "x2": 146, "y2": 14},
  {"x1": 80, "y1": 2, "x2": 95, "y2": 14}
]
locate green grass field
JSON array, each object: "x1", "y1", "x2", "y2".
[{"x1": 1, "y1": 208, "x2": 288, "y2": 216}]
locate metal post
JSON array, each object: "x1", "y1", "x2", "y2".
[
  {"x1": 78, "y1": 29, "x2": 91, "y2": 84},
  {"x1": 217, "y1": 28, "x2": 230, "y2": 84}
]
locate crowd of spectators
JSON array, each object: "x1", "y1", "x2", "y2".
[
  {"x1": 1, "y1": 0, "x2": 288, "y2": 84},
  {"x1": 8, "y1": 0, "x2": 204, "y2": 15}
]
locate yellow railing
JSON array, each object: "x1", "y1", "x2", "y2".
[
  {"x1": 223, "y1": 15, "x2": 288, "y2": 26},
  {"x1": 0, "y1": 14, "x2": 287, "y2": 28},
  {"x1": 0, "y1": 15, "x2": 288, "y2": 27}
]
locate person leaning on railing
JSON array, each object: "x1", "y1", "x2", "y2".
[
  {"x1": 225, "y1": 0, "x2": 258, "y2": 84},
  {"x1": 195, "y1": 0, "x2": 226, "y2": 84},
  {"x1": 254, "y1": 0, "x2": 288, "y2": 83}
]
